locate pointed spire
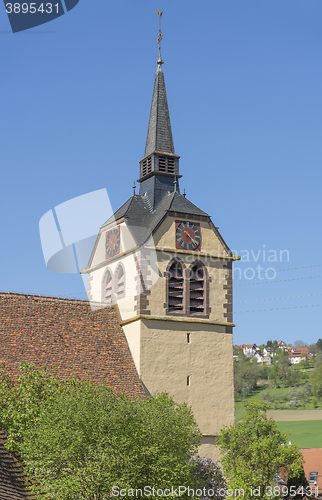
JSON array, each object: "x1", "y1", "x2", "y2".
[{"x1": 144, "y1": 12, "x2": 174, "y2": 158}]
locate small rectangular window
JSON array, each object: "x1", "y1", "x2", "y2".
[
  {"x1": 187, "y1": 333, "x2": 190, "y2": 343},
  {"x1": 309, "y1": 472, "x2": 318, "y2": 483},
  {"x1": 187, "y1": 376, "x2": 190, "y2": 386}
]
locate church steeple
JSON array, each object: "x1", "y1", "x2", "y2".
[
  {"x1": 138, "y1": 12, "x2": 181, "y2": 208},
  {"x1": 144, "y1": 58, "x2": 175, "y2": 157}
]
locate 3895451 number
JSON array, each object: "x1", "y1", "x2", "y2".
[{"x1": 5, "y1": 3, "x2": 59, "y2": 14}]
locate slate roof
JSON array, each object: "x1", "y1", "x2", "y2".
[
  {"x1": 101, "y1": 191, "x2": 210, "y2": 246},
  {"x1": 0, "y1": 293, "x2": 145, "y2": 398},
  {"x1": 145, "y1": 61, "x2": 174, "y2": 157}
]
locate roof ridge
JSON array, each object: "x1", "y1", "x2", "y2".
[
  {"x1": 123, "y1": 195, "x2": 137, "y2": 217},
  {"x1": 0, "y1": 291, "x2": 87, "y2": 303}
]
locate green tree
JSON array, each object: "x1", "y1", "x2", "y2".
[
  {"x1": 272, "y1": 363, "x2": 280, "y2": 388},
  {"x1": 277, "y1": 351, "x2": 290, "y2": 386},
  {"x1": 0, "y1": 363, "x2": 208, "y2": 500},
  {"x1": 259, "y1": 365, "x2": 269, "y2": 381},
  {"x1": 0, "y1": 362, "x2": 65, "y2": 453},
  {"x1": 311, "y1": 363, "x2": 322, "y2": 401},
  {"x1": 286, "y1": 466, "x2": 309, "y2": 491},
  {"x1": 316, "y1": 338, "x2": 322, "y2": 352},
  {"x1": 272, "y1": 340, "x2": 279, "y2": 353},
  {"x1": 216, "y1": 402, "x2": 304, "y2": 500},
  {"x1": 234, "y1": 354, "x2": 259, "y2": 399}
]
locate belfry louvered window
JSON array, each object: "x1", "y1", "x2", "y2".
[
  {"x1": 141, "y1": 157, "x2": 152, "y2": 176},
  {"x1": 104, "y1": 269, "x2": 113, "y2": 303},
  {"x1": 147, "y1": 156, "x2": 152, "y2": 173},
  {"x1": 115, "y1": 264, "x2": 125, "y2": 298},
  {"x1": 189, "y1": 264, "x2": 204, "y2": 313},
  {"x1": 168, "y1": 261, "x2": 184, "y2": 312},
  {"x1": 167, "y1": 157, "x2": 175, "y2": 173},
  {"x1": 158, "y1": 155, "x2": 166, "y2": 172}
]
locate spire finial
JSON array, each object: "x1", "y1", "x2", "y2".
[
  {"x1": 183, "y1": 188, "x2": 186, "y2": 198},
  {"x1": 156, "y1": 10, "x2": 164, "y2": 66},
  {"x1": 133, "y1": 181, "x2": 136, "y2": 196}
]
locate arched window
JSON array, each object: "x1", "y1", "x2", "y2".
[
  {"x1": 102, "y1": 268, "x2": 113, "y2": 304},
  {"x1": 115, "y1": 263, "x2": 125, "y2": 299},
  {"x1": 168, "y1": 260, "x2": 184, "y2": 312},
  {"x1": 189, "y1": 262, "x2": 205, "y2": 314}
]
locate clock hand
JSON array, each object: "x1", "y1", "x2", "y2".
[{"x1": 184, "y1": 230, "x2": 197, "y2": 245}]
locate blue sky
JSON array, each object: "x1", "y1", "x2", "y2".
[{"x1": 1, "y1": 0, "x2": 322, "y2": 346}]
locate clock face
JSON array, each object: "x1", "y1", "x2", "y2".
[
  {"x1": 175, "y1": 221, "x2": 201, "y2": 251},
  {"x1": 105, "y1": 227, "x2": 120, "y2": 258}
]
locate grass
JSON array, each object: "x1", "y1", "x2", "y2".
[
  {"x1": 276, "y1": 420, "x2": 322, "y2": 448},
  {"x1": 235, "y1": 386, "x2": 322, "y2": 422},
  {"x1": 235, "y1": 386, "x2": 292, "y2": 422}
]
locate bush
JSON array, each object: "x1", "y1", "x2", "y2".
[{"x1": 190, "y1": 455, "x2": 227, "y2": 499}]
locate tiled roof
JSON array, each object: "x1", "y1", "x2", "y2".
[
  {"x1": 0, "y1": 431, "x2": 35, "y2": 500},
  {"x1": 301, "y1": 448, "x2": 322, "y2": 495},
  {"x1": 0, "y1": 292, "x2": 145, "y2": 398}
]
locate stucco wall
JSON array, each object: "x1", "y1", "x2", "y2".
[{"x1": 139, "y1": 319, "x2": 234, "y2": 438}]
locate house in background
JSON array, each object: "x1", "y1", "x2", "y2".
[
  {"x1": 301, "y1": 448, "x2": 322, "y2": 496},
  {"x1": 288, "y1": 352, "x2": 302, "y2": 364},
  {"x1": 241, "y1": 344, "x2": 258, "y2": 357}
]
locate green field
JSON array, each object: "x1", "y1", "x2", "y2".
[
  {"x1": 276, "y1": 420, "x2": 322, "y2": 448},
  {"x1": 235, "y1": 381, "x2": 322, "y2": 423},
  {"x1": 235, "y1": 386, "x2": 291, "y2": 422}
]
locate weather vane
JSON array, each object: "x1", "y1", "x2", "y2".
[{"x1": 156, "y1": 10, "x2": 164, "y2": 64}]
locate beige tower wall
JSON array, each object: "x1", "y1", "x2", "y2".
[{"x1": 137, "y1": 318, "x2": 234, "y2": 459}]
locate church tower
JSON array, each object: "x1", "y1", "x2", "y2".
[{"x1": 84, "y1": 17, "x2": 238, "y2": 459}]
